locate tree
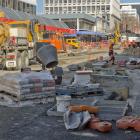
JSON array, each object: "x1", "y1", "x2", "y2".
[{"x1": 121, "y1": 13, "x2": 140, "y2": 33}]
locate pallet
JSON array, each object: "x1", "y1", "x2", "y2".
[
  {"x1": 0, "y1": 90, "x2": 55, "y2": 101},
  {"x1": 56, "y1": 86, "x2": 104, "y2": 97},
  {"x1": 0, "y1": 83, "x2": 55, "y2": 101},
  {"x1": 0, "y1": 94, "x2": 55, "y2": 107}
]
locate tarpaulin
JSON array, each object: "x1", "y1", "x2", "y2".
[{"x1": 39, "y1": 25, "x2": 75, "y2": 34}]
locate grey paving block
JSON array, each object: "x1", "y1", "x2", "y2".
[{"x1": 96, "y1": 100, "x2": 128, "y2": 121}]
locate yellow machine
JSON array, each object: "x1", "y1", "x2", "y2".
[
  {"x1": 113, "y1": 23, "x2": 121, "y2": 44},
  {"x1": 65, "y1": 38, "x2": 80, "y2": 49}
]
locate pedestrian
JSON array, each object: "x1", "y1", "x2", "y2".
[
  {"x1": 54, "y1": 66, "x2": 64, "y2": 85},
  {"x1": 108, "y1": 43, "x2": 115, "y2": 65}
]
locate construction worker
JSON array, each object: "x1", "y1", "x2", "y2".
[
  {"x1": 108, "y1": 43, "x2": 115, "y2": 65},
  {"x1": 54, "y1": 66, "x2": 64, "y2": 85}
]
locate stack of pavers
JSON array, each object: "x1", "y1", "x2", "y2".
[
  {"x1": 0, "y1": 71, "x2": 55, "y2": 103},
  {"x1": 132, "y1": 95, "x2": 140, "y2": 116},
  {"x1": 96, "y1": 99, "x2": 128, "y2": 121}
]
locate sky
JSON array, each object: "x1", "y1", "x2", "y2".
[
  {"x1": 121, "y1": 0, "x2": 140, "y2": 3},
  {"x1": 36, "y1": 0, "x2": 44, "y2": 15}
]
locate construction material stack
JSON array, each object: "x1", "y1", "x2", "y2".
[{"x1": 0, "y1": 71, "x2": 55, "y2": 106}]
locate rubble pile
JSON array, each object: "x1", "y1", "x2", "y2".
[
  {"x1": 126, "y1": 57, "x2": 140, "y2": 69},
  {"x1": 88, "y1": 115, "x2": 112, "y2": 132},
  {"x1": 124, "y1": 47, "x2": 140, "y2": 57},
  {"x1": 117, "y1": 116, "x2": 140, "y2": 132}
]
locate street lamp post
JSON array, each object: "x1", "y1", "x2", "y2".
[
  {"x1": 102, "y1": 12, "x2": 108, "y2": 33},
  {"x1": 95, "y1": 17, "x2": 98, "y2": 44},
  {"x1": 95, "y1": 16, "x2": 100, "y2": 47}
]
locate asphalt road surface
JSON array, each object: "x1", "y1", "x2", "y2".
[{"x1": 0, "y1": 104, "x2": 140, "y2": 140}]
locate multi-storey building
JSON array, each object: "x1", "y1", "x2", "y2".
[
  {"x1": 120, "y1": 0, "x2": 140, "y2": 17},
  {"x1": 0, "y1": 0, "x2": 36, "y2": 14},
  {"x1": 44, "y1": 0, "x2": 121, "y2": 31},
  {"x1": 121, "y1": 5, "x2": 139, "y2": 18}
]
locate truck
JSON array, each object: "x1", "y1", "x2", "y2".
[
  {"x1": 0, "y1": 18, "x2": 41, "y2": 70},
  {"x1": 38, "y1": 31, "x2": 66, "y2": 53}
]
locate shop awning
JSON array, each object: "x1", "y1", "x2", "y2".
[{"x1": 77, "y1": 30, "x2": 104, "y2": 36}]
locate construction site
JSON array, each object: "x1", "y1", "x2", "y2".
[{"x1": 0, "y1": 3, "x2": 140, "y2": 140}]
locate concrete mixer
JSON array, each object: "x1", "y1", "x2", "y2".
[{"x1": 0, "y1": 16, "x2": 58, "y2": 70}]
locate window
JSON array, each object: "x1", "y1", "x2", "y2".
[
  {"x1": 106, "y1": 0, "x2": 110, "y2": 4},
  {"x1": 87, "y1": 0, "x2": 90, "y2": 4},
  {"x1": 77, "y1": 6, "x2": 81, "y2": 12},
  {"x1": 72, "y1": 7, "x2": 76, "y2": 11},
  {"x1": 92, "y1": 6, "x2": 95, "y2": 12},
  {"x1": 54, "y1": 7, "x2": 58, "y2": 13},
  {"x1": 68, "y1": 7, "x2": 72, "y2": 11},
  {"x1": 87, "y1": 6, "x2": 90, "y2": 13},
  {"x1": 59, "y1": 7, "x2": 62, "y2": 13},
  {"x1": 97, "y1": 0, "x2": 100, "y2": 4},
  {"x1": 50, "y1": 7, "x2": 53, "y2": 12},
  {"x1": 73, "y1": 0, "x2": 76, "y2": 4},
  {"x1": 82, "y1": 0, "x2": 86, "y2": 4},
  {"x1": 101, "y1": 0, "x2": 105, "y2": 4},
  {"x1": 106, "y1": 6, "x2": 110, "y2": 11},
  {"x1": 101, "y1": 6, "x2": 105, "y2": 11},
  {"x1": 78, "y1": 0, "x2": 81, "y2": 4},
  {"x1": 82, "y1": 6, "x2": 86, "y2": 12}
]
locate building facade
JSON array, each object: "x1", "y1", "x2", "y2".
[
  {"x1": 44, "y1": 0, "x2": 121, "y2": 32},
  {"x1": 0, "y1": 0, "x2": 36, "y2": 14},
  {"x1": 45, "y1": 13, "x2": 96, "y2": 31}
]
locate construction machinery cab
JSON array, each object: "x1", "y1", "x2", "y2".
[{"x1": 65, "y1": 37, "x2": 80, "y2": 49}]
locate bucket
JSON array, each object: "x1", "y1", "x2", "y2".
[
  {"x1": 56, "y1": 95, "x2": 71, "y2": 112},
  {"x1": 36, "y1": 42, "x2": 58, "y2": 68}
]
